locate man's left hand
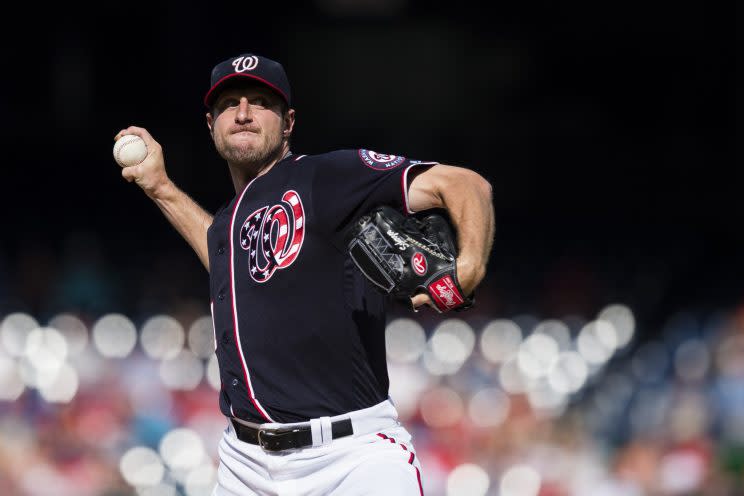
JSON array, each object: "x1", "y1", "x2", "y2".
[{"x1": 411, "y1": 257, "x2": 483, "y2": 311}]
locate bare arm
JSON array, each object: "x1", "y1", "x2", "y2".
[
  {"x1": 407, "y1": 164, "x2": 494, "y2": 309},
  {"x1": 115, "y1": 126, "x2": 213, "y2": 272}
]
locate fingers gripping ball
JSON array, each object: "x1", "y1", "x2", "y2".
[{"x1": 113, "y1": 135, "x2": 148, "y2": 168}]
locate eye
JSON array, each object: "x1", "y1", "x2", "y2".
[
  {"x1": 219, "y1": 98, "x2": 239, "y2": 111},
  {"x1": 250, "y1": 96, "x2": 269, "y2": 108}
]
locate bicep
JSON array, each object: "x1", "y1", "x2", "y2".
[{"x1": 406, "y1": 164, "x2": 459, "y2": 213}]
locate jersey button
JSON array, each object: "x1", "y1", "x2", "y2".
[
  {"x1": 217, "y1": 246, "x2": 224, "y2": 255},
  {"x1": 218, "y1": 292, "x2": 225, "y2": 301},
  {"x1": 231, "y1": 378, "x2": 239, "y2": 387},
  {"x1": 221, "y1": 334, "x2": 230, "y2": 345}
]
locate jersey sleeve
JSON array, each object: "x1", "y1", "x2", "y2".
[{"x1": 312, "y1": 149, "x2": 437, "y2": 235}]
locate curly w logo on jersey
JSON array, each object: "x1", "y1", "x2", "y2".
[{"x1": 239, "y1": 190, "x2": 305, "y2": 283}]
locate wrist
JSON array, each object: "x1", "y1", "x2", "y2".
[
  {"x1": 148, "y1": 178, "x2": 176, "y2": 201},
  {"x1": 456, "y1": 257, "x2": 486, "y2": 293}
]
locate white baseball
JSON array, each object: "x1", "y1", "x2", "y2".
[{"x1": 113, "y1": 135, "x2": 148, "y2": 168}]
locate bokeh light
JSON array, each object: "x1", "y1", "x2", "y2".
[
  {"x1": 385, "y1": 318, "x2": 426, "y2": 363},
  {"x1": 499, "y1": 354, "x2": 527, "y2": 394},
  {"x1": 534, "y1": 319, "x2": 572, "y2": 351},
  {"x1": 598, "y1": 304, "x2": 635, "y2": 349},
  {"x1": 23, "y1": 326, "x2": 68, "y2": 388},
  {"x1": 548, "y1": 351, "x2": 589, "y2": 394},
  {"x1": 480, "y1": 319, "x2": 522, "y2": 364},
  {"x1": 47, "y1": 313, "x2": 88, "y2": 355},
  {"x1": 0, "y1": 355, "x2": 25, "y2": 400},
  {"x1": 93, "y1": 314, "x2": 137, "y2": 358},
  {"x1": 141, "y1": 315, "x2": 185, "y2": 360},
  {"x1": 160, "y1": 350, "x2": 204, "y2": 390},
  {"x1": 119, "y1": 447, "x2": 165, "y2": 487},
  {"x1": 526, "y1": 378, "x2": 567, "y2": 417},
  {"x1": 159, "y1": 428, "x2": 206, "y2": 471},
  {"x1": 468, "y1": 387, "x2": 510, "y2": 427},
  {"x1": 577, "y1": 320, "x2": 617, "y2": 366},
  {"x1": 500, "y1": 465, "x2": 541, "y2": 496},
  {"x1": 38, "y1": 363, "x2": 79, "y2": 403},
  {"x1": 420, "y1": 387, "x2": 464, "y2": 428},
  {"x1": 447, "y1": 463, "x2": 490, "y2": 496},
  {"x1": 185, "y1": 464, "x2": 217, "y2": 496},
  {"x1": 517, "y1": 333, "x2": 559, "y2": 380},
  {"x1": 188, "y1": 316, "x2": 216, "y2": 359},
  {"x1": 426, "y1": 319, "x2": 475, "y2": 375},
  {"x1": 137, "y1": 483, "x2": 177, "y2": 496},
  {"x1": 387, "y1": 363, "x2": 431, "y2": 420},
  {"x1": 1, "y1": 313, "x2": 38, "y2": 357}
]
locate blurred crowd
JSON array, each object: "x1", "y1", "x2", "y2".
[{"x1": 1, "y1": 296, "x2": 743, "y2": 496}]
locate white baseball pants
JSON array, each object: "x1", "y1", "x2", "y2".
[{"x1": 212, "y1": 399, "x2": 424, "y2": 496}]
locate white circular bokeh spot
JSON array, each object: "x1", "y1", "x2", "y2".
[
  {"x1": 385, "y1": 318, "x2": 426, "y2": 363},
  {"x1": 24, "y1": 327, "x2": 68, "y2": 388},
  {"x1": 120, "y1": 446, "x2": 165, "y2": 487},
  {"x1": 548, "y1": 351, "x2": 589, "y2": 394},
  {"x1": 447, "y1": 463, "x2": 490, "y2": 496},
  {"x1": 517, "y1": 333, "x2": 559, "y2": 380},
  {"x1": 159, "y1": 428, "x2": 206, "y2": 471},
  {"x1": 1, "y1": 313, "x2": 39, "y2": 357},
  {"x1": 47, "y1": 313, "x2": 88, "y2": 355},
  {"x1": 598, "y1": 303, "x2": 635, "y2": 349},
  {"x1": 480, "y1": 319, "x2": 522, "y2": 364},
  {"x1": 500, "y1": 464, "x2": 542, "y2": 496},
  {"x1": 577, "y1": 320, "x2": 617, "y2": 365},
  {"x1": 428, "y1": 319, "x2": 475, "y2": 374},
  {"x1": 93, "y1": 314, "x2": 137, "y2": 358},
  {"x1": 38, "y1": 363, "x2": 79, "y2": 403},
  {"x1": 141, "y1": 315, "x2": 185, "y2": 360}
]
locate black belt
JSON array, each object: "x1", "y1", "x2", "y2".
[{"x1": 231, "y1": 418, "x2": 354, "y2": 452}]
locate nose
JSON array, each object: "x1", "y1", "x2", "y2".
[{"x1": 235, "y1": 97, "x2": 252, "y2": 124}]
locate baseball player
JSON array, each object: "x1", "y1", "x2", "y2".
[{"x1": 116, "y1": 53, "x2": 494, "y2": 495}]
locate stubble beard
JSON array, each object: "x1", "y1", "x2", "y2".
[{"x1": 216, "y1": 128, "x2": 284, "y2": 172}]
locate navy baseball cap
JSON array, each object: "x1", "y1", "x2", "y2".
[{"x1": 204, "y1": 53, "x2": 291, "y2": 108}]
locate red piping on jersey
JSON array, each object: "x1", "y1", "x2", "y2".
[
  {"x1": 204, "y1": 73, "x2": 289, "y2": 107},
  {"x1": 210, "y1": 301, "x2": 217, "y2": 351},
  {"x1": 376, "y1": 433, "x2": 424, "y2": 495},
  {"x1": 229, "y1": 178, "x2": 275, "y2": 422}
]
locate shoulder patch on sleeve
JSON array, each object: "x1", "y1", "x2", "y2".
[{"x1": 358, "y1": 149, "x2": 406, "y2": 170}]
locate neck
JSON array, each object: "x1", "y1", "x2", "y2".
[{"x1": 228, "y1": 141, "x2": 291, "y2": 193}]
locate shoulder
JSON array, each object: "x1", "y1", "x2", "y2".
[{"x1": 295, "y1": 149, "x2": 412, "y2": 171}]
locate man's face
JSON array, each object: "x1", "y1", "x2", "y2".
[{"x1": 207, "y1": 84, "x2": 292, "y2": 166}]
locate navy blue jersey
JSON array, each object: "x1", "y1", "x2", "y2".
[{"x1": 208, "y1": 149, "x2": 436, "y2": 423}]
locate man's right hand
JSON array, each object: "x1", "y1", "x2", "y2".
[{"x1": 115, "y1": 126, "x2": 173, "y2": 200}]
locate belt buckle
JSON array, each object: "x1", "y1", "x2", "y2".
[{"x1": 257, "y1": 427, "x2": 301, "y2": 452}]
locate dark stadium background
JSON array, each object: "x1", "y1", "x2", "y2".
[{"x1": 1, "y1": 2, "x2": 734, "y2": 338}]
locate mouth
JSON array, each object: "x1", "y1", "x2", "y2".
[{"x1": 231, "y1": 129, "x2": 259, "y2": 136}]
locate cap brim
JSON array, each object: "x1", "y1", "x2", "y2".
[{"x1": 203, "y1": 73, "x2": 290, "y2": 107}]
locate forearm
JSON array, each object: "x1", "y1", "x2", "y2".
[
  {"x1": 439, "y1": 171, "x2": 494, "y2": 285},
  {"x1": 151, "y1": 181, "x2": 214, "y2": 271}
]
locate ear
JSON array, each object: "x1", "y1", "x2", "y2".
[
  {"x1": 206, "y1": 112, "x2": 214, "y2": 136},
  {"x1": 283, "y1": 108, "x2": 296, "y2": 137}
]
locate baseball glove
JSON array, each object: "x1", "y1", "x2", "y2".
[{"x1": 346, "y1": 206, "x2": 474, "y2": 312}]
